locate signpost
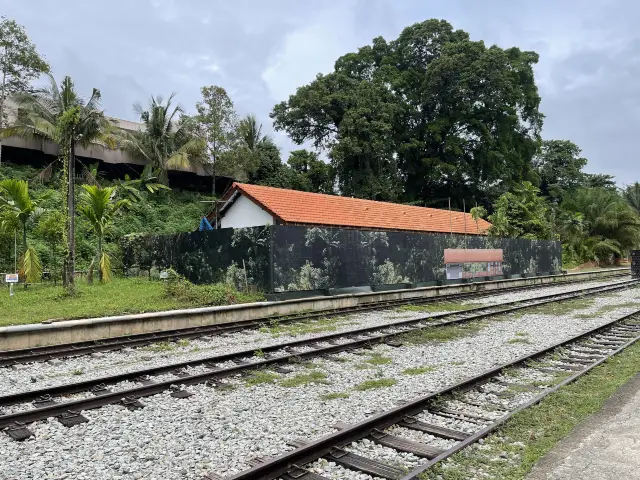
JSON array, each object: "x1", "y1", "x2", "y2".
[{"x1": 5, "y1": 273, "x2": 18, "y2": 304}]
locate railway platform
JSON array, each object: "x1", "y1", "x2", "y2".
[{"x1": 528, "y1": 373, "x2": 640, "y2": 480}]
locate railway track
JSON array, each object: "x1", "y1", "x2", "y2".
[
  {"x1": 219, "y1": 308, "x2": 640, "y2": 480},
  {"x1": 0, "y1": 278, "x2": 636, "y2": 442},
  {"x1": 0, "y1": 272, "x2": 630, "y2": 366}
]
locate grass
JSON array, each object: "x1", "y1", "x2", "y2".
[
  {"x1": 280, "y1": 370, "x2": 329, "y2": 387},
  {"x1": 507, "y1": 338, "x2": 531, "y2": 345},
  {"x1": 574, "y1": 301, "x2": 640, "y2": 319},
  {"x1": 397, "y1": 302, "x2": 476, "y2": 313},
  {"x1": 401, "y1": 322, "x2": 487, "y2": 344},
  {"x1": 319, "y1": 392, "x2": 350, "y2": 401},
  {"x1": 402, "y1": 365, "x2": 437, "y2": 375},
  {"x1": 365, "y1": 353, "x2": 393, "y2": 365},
  {"x1": 144, "y1": 341, "x2": 176, "y2": 352},
  {"x1": 354, "y1": 378, "x2": 397, "y2": 391},
  {"x1": 0, "y1": 277, "x2": 264, "y2": 327},
  {"x1": 244, "y1": 370, "x2": 280, "y2": 386},
  {"x1": 451, "y1": 361, "x2": 466, "y2": 366},
  {"x1": 521, "y1": 298, "x2": 595, "y2": 317},
  {"x1": 420, "y1": 340, "x2": 640, "y2": 480},
  {"x1": 258, "y1": 316, "x2": 353, "y2": 337}
]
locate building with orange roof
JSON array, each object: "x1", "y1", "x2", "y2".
[{"x1": 212, "y1": 182, "x2": 491, "y2": 234}]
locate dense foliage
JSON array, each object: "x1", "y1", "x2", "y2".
[{"x1": 1, "y1": 14, "x2": 639, "y2": 293}]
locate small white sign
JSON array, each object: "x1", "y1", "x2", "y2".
[
  {"x1": 5, "y1": 273, "x2": 19, "y2": 283},
  {"x1": 159, "y1": 271, "x2": 169, "y2": 280}
]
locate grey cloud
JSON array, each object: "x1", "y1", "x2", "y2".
[{"x1": 1, "y1": 0, "x2": 639, "y2": 181}]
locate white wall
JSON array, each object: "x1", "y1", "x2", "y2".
[{"x1": 220, "y1": 194, "x2": 274, "y2": 229}]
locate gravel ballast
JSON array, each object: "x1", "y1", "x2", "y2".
[{"x1": 0, "y1": 282, "x2": 637, "y2": 480}]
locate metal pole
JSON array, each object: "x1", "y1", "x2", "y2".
[{"x1": 14, "y1": 228, "x2": 17, "y2": 273}]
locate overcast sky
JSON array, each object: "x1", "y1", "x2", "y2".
[{"x1": 2, "y1": 0, "x2": 638, "y2": 182}]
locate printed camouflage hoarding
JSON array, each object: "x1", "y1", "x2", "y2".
[{"x1": 121, "y1": 225, "x2": 562, "y2": 293}]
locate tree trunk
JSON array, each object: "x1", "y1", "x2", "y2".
[
  {"x1": 0, "y1": 49, "x2": 7, "y2": 168},
  {"x1": 97, "y1": 235, "x2": 103, "y2": 282},
  {"x1": 22, "y1": 221, "x2": 27, "y2": 288},
  {"x1": 66, "y1": 142, "x2": 76, "y2": 289}
]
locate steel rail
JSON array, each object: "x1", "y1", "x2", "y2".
[
  {"x1": 0, "y1": 272, "x2": 629, "y2": 365},
  {"x1": 222, "y1": 310, "x2": 640, "y2": 480},
  {"x1": 0, "y1": 279, "x2": 636, "y2": 433}
]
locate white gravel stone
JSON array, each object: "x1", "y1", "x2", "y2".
[{"x1": 0, "y1": 278, "x2": 637, "y2": 479}]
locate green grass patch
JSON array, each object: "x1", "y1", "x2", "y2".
[
  {"x1": 420, "y1": 340, "x2": 640, "y2": 480},
  {"x1": 522, "y1": 298, "x2": 595, "y2": 317},
  {"x1": 244, "y1": 370, "x2": 280, "y2": 386},
  {"x1": 354, "y1": 378, "x2": 397, "y2": 391},
  {"x1": 515, "y1": 332, "x2": 528, "y2": 337},
  {"x1": 365, "y1": 353, "x2": 393, "y2": 365},
  {"x1": 402, "y1": 322, "x2": 486, "y2": 344},
  {"x1": 402, "y1": 365, "x2": 437, "y2": 375},
  {"x1": 397, "y1": 302, "x2": 476, "y2": 313},
  {"x1": 507, "y1": 338, "x2": 532, "y2": 344},
  {"x1": 280, "y1": 370, "x2": 329, "y2": 387},
  {"x1": 258, "y1": 316, "x2": 353, "y2": 337},
  {"x1": 0, "y1": 277, "x2": 264, "y2": 327},
  {"x1": 319, "y1": 392, "x2": 350, "y2": 401},
  {"x1": 451, "y1": 361, "x2": 466, "y2": 366},
  {"x1": 575, "y1": 301, "x2": 640, "y2": 319},
  {"x1": 144, "y1": 341, "x2": 176, "y2": 352}
]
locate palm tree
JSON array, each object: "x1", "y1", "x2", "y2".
[
  {"x1": 0, "y1": 179, "x2": 42, "y2": 284},
  {"x1": 622, "y1": 182, "x2": 640, "y2": 215},
  {"x1": 0, "y1": 74, "x2": 116, "y2": 289},
  {"x1": 78, "y1": 185, "x2": 130, "y2": 282},
  {"x1": 121, "y1": 94, "x2": 205, "y2": 185},
  {"x1": 562, "y1": 188, "x2": 640, "y2": 264},
  {"x1": 237, "y1": 114, "x2": 265, "y2": 152}
]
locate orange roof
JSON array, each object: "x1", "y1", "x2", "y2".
[{"x1": 222, "y1": 183, "x2": 491, "y2": 235}]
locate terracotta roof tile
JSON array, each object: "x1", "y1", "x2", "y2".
[{"x1": 227, "y1": 183, "x2": 491, "y2": 235}]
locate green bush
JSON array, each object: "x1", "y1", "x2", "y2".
[{"x1": 164, "y1": 276, "x2": 264, "y2": 306}]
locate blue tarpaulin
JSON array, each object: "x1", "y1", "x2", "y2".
[{"x1": 199, "y1": 217, "x2": 214, "y2": 231}]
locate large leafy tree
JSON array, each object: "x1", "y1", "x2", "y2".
[
  {"x1": 272, "y1": 19, "x2": 542, "y2": 207},
  {"x1": 0, "y1": 17, "x2": 50, "y2": 164},
  {"x1": 195, "y1": 86, "x2": 239, "y2": 193},
  {"x1": 487, "y1": 182, "x2": 553, "y2": 240},
  {"x1": 78, "y1": 185, "x2": 130, "y2": 282},
  {"x1": 532, "y1": 140, "x2": 588, "y2": 203},
  {"x1": 561, "y1": 188, "x2": 640, "y2": 264},
  {"x1": 122, "y1": 94, "x2": 204, "y2": 185},
  {"x1": 1, "y1": 74, "x2": 115, "y2": 289},
  {"x1": 287, "y1": 149, "x2": 334, "y2": 194},
  {"x1": 0, "y1": 179, "x2": 42, "y2": 284}
]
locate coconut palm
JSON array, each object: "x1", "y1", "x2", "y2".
[
  {"x1": 121, "y1": 94, "x2": 205, "y2": 185},
  {"x1": 78, "y1": 185, "x2": 130, "y2": 282},
  {"x1": 237, "y1": 114, "x2": 265, "y2": 152},
  {"x1": 562, "y1": 187, "x2": 640, "y2": 264},
  {"x1": 0, "y1": 179, "x2": 43, "y2": 284},
  {"x1": 622, "y1": 182, "x2": 640, "y2": 215},
  {"x1": 0, "y1": 74, "x2": 116, "y2": 289}
]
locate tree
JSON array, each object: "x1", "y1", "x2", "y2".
[
  {"x1": 122, "y1": 94, "x2": 205, "y2": 185},
  {"x1": 0, "y1": 17, "x2": 50, "y2": 165},
  {"x1": 35, "y1": 210, "x2": 64, "y2": 284},
  {"x1": 78, "y1": 185, "x2": 130, "y2": 282},
  {"x1": 287, "y1": 149, "x2": 334, "y2": 194},
  {"x1": 0, "y1": 74, "x2": 115, "y2": 289},
  {"x1": 195, "y1": 86, "x2": 239, "y2": 194},
  {"x1": 272, "y1": 19, "x2": 542, "y2": 207},
  {"x1": 470, "y1": 205, "x2": 488, "y2": 234},
  {"x1": 622, "y1": 182, "x2": 640, "y2": 215},
  {"x1": 532, "y1": 140, "x2": 588, "y2": 202},
  {"x1": 487, "y1": 182, "x2": 553, "y2": 240},
  {"x1": 248, "y1": 139, "x2": 303, "y2": 189},
  {"x1": 561, "y1": 188, "x2": 640, "y2": 264},
  {"x1": 0, "y1": 179, "x2": 42, "y2": 284},
  {"x1": 584, "y1": 173, "x2": 616, "y2": 190}
]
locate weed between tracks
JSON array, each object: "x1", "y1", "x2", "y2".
[
  {"x1": 396, "y1": 302, "x2": 476, "y2": 313},
  {"x1": 355, "y1": 378, "x2": 397, "y2": 390},
  {"x1": 402, "y1": 365, "x2": 437, "y2": 375},
  {"x1": 420, "y1": 340, "x2": 640, "y2": 480},
  {"x1": 258, "y1": 316, "x2": 355, "y2": 337}
]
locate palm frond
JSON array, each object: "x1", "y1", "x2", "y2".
[
  {"x1": 22, "y1": 246, "x2": 43, "y2": 283},
  {"x1": 99, "y1": 252, "x2": 112, "y2": 282}
]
